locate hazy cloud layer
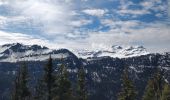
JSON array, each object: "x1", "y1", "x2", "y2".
[{"x1": 0, "y1": 0, "x2": 169, "y2": 52}]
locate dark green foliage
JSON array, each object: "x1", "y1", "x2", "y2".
[
  {"x1": 161, "y1": 83, "x2": 170, "y2": 100},
  {"x1": 54, "y1": 63, "x2": 73, "y2": 100},
  {"x1": 77, "y1": 67, "x2": 87, "y2": 100},
  {"x1": 142, "y1": 79, "x2": 156, "y2": 100},
  {"x1": 11, "y1": 63, "x2": 31, "y2": 100},
  {"x1": 154, "y1": 70, "x2": 164, "y2": 100},
  {"x1": 118, "y1": 69, "x2": 137, "y2": 100},
  {"x1": 142, "y1": 70, "x2": 164, "y2": 100},
  {"x1": 44, "y1": 55, "x2": 54, "y2": 100},
  {"x1": 34, "y1": 56, "x2": 56, "y2": 100}
]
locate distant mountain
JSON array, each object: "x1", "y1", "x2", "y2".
[
  {"x1": 73, "y1": 45, "x2": 149, "y2": 58},
  {"x1": 0, "y1": 43, "x2": 76, "y2": 62},
  {"x1": 0, "y1": 43, "x2": 149, "y2": 62}
]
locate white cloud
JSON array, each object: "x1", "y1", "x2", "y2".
[
  {"x1": 70, "y1": 19, "x2": 92, "y2": 27},
  {"x1": 0, "y1": 30, "x2": 51, "y2": 46},
  {"x1": 118, "y1": 0, "x2": 166, "y2": 17},
  {"x1": 117, "y1": 0, "x2": 151, "y2": 16},
  {"x1": 82, "y1": 9, "x2": 108, "y2": 17},
  {"x1": 0, "y1": 16, "x2": 7, "y2": 28},
  {"x1": 0, "y1": 0, "x2": 75, "y2": 36},
  {"x1": 0, "y1": 0, "x2": 170, "y2": 53},
  {"x1": 118, "y1": 9, "x2": 151, "y2": 15},
  {"x1": 85, "y1": 21, "x2": 170, "y2": 53}
]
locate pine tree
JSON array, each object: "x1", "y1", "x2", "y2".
[
  {"x1": 11, "y1": 62, "x2": 31, "y2": 100},
  {"x1": 77, "y1": 67, "x2": 87, "y2": 100},
  {"x1": 34, "y1": 55, "x2": 56, "y2": 100},
  {"x1": 161, "y1": 83, "x2": 170, "y2": 100},
  {"x1": 54, "y1": 62, "x2": 73, "y2": 100},
  {"x1": 153, "y1": 70, "x2": 164, "y2": 100},
  {"x1": 142, "y1": 79, "x2": 156, "y2": 100},
  {"x1": 118, "y1": 69, "x2": 137, "y2": 100},
  {"x1": 44, "y1": 55, "x2": 54, "y2": 100},
  {"x1": 142, "y1": 69, "x2": 164, "y2": 100}
]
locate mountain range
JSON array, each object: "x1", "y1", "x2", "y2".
[
  {"x1": 0, "y1": 43, "x2": 149, "y2": 62},
  {"x1": 0, "y1": 43, "x2": 169, "y2": 100}
]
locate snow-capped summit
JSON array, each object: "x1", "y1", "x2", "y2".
[
  {"x1": 0, "y1": 43, "x2": 150, "y2": 62},
  {"x1": 73, "y1": 45, "x2": 149, "y2": 58},
  {"x1": 0, "y1": 43, "x2": 75, "y2": 62},
  {"x1": 0, "y1": 43, "x2": 48, "y2": 54}
]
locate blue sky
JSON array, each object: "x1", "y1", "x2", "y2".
[{"x1": 0, "y1": 0, "x2": 170, "y2": 52}]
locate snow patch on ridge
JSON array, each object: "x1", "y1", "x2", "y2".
[
  {"x1": 0, "y1": 43, "x2": 71, "y2": 62},
  {"x1": 72, "y1": 45, "x2": 149, "y2": 59}
]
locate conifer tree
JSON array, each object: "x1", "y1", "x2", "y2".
[
  {"x1": 44, "y1": 55, "x2": 54, "y2": 100},
  {"x1": 154, "y1": 70, "x2": 164, "y2": 100},
  {"x1": 34, "y1": 55, "x2": 56, "y2": 100},
  {"x1": 118, "y1": 69, "x2": 137, "y2": 100},
  {"x1": 54, "y1": 62, "x2": 73, "y2": 100},
  {"x1": 142, "y1": 70, "x2": 164, "y2": 100},
  {"x1": 161, "y1": 83, "x2": 170, "y2": 100},
  {"x1": 11, "y1": 63, "x2": 31, "y2": 100},
  {"x1": 142, "y1": 79, "x2": 156, "y2": 100},
  {"x1": 77, "y1": 67, "x2": 87, "y2": 100}
]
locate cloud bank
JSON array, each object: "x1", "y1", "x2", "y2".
[{"x1": 0, "y1": 0, "x2": 169, "y2": 53}]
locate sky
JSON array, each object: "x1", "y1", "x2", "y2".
[{"x1": 0, "y1": 0, "x2": 170, "y2": 52}]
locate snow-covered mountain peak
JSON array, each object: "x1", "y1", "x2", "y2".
[
  {"x1": 0, "y1": 43, "x2": 150, "y2": 62},
  {"x1": 0, "y1": 43, "x2": 49, "y2": 54},
  {"x1": 73, "y1": 45, "x2": 149, "y2": 59},
  {"x1": 0, "y1": 43, "x2": 75, "y2": 62}
]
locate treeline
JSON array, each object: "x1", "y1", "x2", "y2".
[
  {"x1": 11, "y1": 56, "x2": 87, "y2": 100},
  {"x1": 118, "y1": 69, "x2": 170, "y2": 100},
  {"x1": 10, "y1": 56, "x2": 170, "y2": 100}
]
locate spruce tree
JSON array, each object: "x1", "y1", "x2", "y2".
[
  {"x1": 153, "y1": 70, "x2": 164, "y2": 100},
  {"x1": 118, "y1": 69, "x2": 137, "y2": 100},
  {"x1": 11, "y1": 63, "x2": 31, "y2": 100},
  {"x1": 55, "y1": 62, "x2": 73, "y2": 100},
  {"x1": 44, "y1": 55, "x2": 54, "y2": 100},
  {"x1": 77, "y1": 67, "x2": 87, "y2": 100},
  {"x1": 34, "y1": 55, "x2": 56, "y2": 100},
  {"x1": 161, "y1": 83, "x2": 170, "y2": 100},
  {"x1": 142, "y1": 69, "x2": 164, "y2": 100},
  {"x1": 142, "y1": 79, "x2": 156, "y2": 100}
]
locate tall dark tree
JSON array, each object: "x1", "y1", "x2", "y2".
[
  {"x1": 54, "y1": 62, "x2": 73, "y2": 100},
  {"x1": 142, "y1": 79, "x2": 156, "y2": 100},
  {"x1": 11, "y1": 63, "x2": 31, "y2": 100},
  {"x1": 77, "y1": 67, "x2": 87, "y2": 100},
  {"x1": 118, "y1": 69, "x2": 137, "y2": 100},
  {"x1": 143, "y1": 70, "x2": 164, "y2": 100},
  {"x1": 153, "y1": 70, "x2": 164, "y2": 100},
  {"x1": 34, "y1": 55, "x2": 56, "y2": 100},
  {"x1": 44, "y1": 55, "x2": 54, "y2": 100}
]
